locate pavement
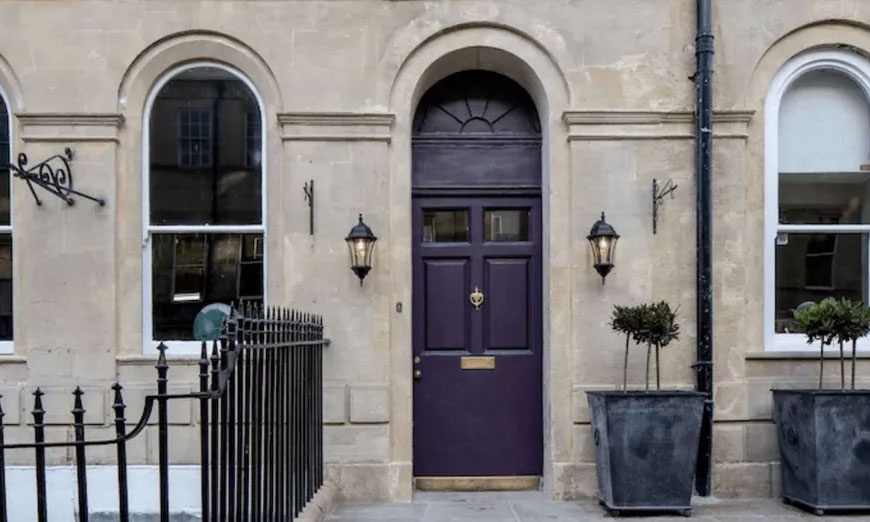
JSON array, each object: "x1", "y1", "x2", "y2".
[{"x1": 325, "y1": 491, "x2": 870, "y2": 521}]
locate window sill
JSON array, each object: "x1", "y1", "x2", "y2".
[{"x1": 747, "y1": 351, "x2": 870, "y2": 361}]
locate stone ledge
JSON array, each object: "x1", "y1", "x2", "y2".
[
  {"x1": 563, "y1": 109, "x2": 754, "y2": 141},
  {"x1": 279, "y1": 112, "x2": 394, "y2": 142},
  {"x1": 17, "y1": 113, "x2": 125, "y2": 143}
]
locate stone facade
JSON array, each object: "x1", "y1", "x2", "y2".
[{"x1": 0, "y1": 0, "x2": 868, "y2": 503}]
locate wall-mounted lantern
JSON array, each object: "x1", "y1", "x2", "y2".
[
  {"x1": 345, "y1": 214, "x2": 377, "y2": 286},
  {"x1": 587, "y1": 212, "x2": 619, "y2": 284}
]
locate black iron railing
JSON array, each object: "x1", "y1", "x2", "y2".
[{"x1": 0, "y1": 305, "x2": 326, "y2": 522}]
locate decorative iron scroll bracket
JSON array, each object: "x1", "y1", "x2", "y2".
[
  {"x1": 303, "y1": 179, "x2": 314, "y2": 235},
  {"x1": 3, "y1": 148, "x2": 105, "y2": 207},
  {"x1": 652, "y1": 178, "x2": 677, "y2": 234}
]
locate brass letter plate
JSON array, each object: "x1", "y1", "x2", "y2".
[{"x1": 460, "y1": 356, "x2": 495, "y2": 370}]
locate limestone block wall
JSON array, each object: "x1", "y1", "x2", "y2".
[{"x1": 0, "y1": 0, "x2": 865, "y2": 503}]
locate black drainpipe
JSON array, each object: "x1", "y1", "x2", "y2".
[{"x1": 693, "y1": 0, "x2": 715, "y2": 497}]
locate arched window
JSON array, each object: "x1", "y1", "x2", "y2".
[
  {"x1": 143, "y1": 65, "x2": 264, "y2": 352},
  {"x1": 0, "y1": 91, "x2": 11, "y2": 352},
  {"x1": 765, "y1": 50, "x2": 870, "y2": 350}
]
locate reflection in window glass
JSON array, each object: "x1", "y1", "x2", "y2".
[
  {"x1": 779, "y1": 174, "x2": 870, "y2": 225},
  {"x1": 178, "y1": 109, "x2": 212, "y2": 168},
  {"x1": 150, "y1": 69, "x2": 262, "y2": 226},
  {"x1": 423, "y1": 210, "x2": 469, "y2": 242},
  {"x1": 153, "y1": 233, "x2": 263, "y2": 340},
  {"x1": 246, "y1": 111, "x2": 261, "y2": 168},
  {"x1": 485, "y1": 209, "x2": 530, "y2": 242},
  {"x1": 775, "y1": 233, "x2": 865, "y2": 333}
]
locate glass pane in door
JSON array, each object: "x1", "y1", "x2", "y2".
[
  {"x1": 423, "y1": 210, "x2": 469, "y2": 242},
  {"x1": 485, "y1": 209, "x2": 530, "y2": 242}
]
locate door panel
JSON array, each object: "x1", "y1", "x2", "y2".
[
  {"x1": 424, "y1": 259, "x2": 470, "y2": 351},
  {"x1": 413, "y1": 197, "x2": 542, "y2": 477},
  {"x1": 485, "y1": 258, "x2": 529, "y2": 350}
]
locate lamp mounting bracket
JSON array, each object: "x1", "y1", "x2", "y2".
[
  {"x1": 652, "y1": 178, "x2": 677, "y2": 234},
  {"x1": 3, "y1": 148, "x2": 105, "y2": 207},
  {"x1": 303, "y1": 179, "x2": 314, "y2": 235}
]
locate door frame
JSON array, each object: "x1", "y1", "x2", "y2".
[{"x1": 386, "y1": 34, "x2": 572, "y2": 501}]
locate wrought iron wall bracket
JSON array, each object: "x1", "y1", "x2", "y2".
[
  {"x1": 652, "y1": 178, "x2": 677, "y2": 234},
  {"x1": 303, "y1": 179, "x2": 314, "y2": 235},
  {"x1": 3, "y1": 148, "x2": 106, "y2": 207}
]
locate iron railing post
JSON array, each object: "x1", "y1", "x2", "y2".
[
  {"x1": 32, "y1": 389, "x2": 47, "y2": 522},
  {"x1": 155, "y1": 344, "x2": 170, "y2": 522},
  {"x1": 0, "y1": 396, "x2": 7, "y2": 522},
  {"x1": 111, "y1": 383, "x2": 129, "y2": 522},
  {"x1": 209, "y1": 340, "x2": 220, "y2": 522},
  {"x1": 71, "y1": 387, "x2": 89, "y2": 522},
  {"x1": 198, "y1": 343, "x2": 210, "y2": 522}
]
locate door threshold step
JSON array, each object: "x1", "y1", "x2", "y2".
[{"x1": 415, "y1": 476, "x2": 540, "y2": 491}]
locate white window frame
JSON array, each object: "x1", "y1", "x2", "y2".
[
  {"x1": 764, "y1": 49, "x2": 870, "y2": 351},
  {"x1": 142, "y1": 62, "x2": 267, "y2": 356},
  {"x1": 0, "y1": 88, "x2": 12, "y2": 355}
]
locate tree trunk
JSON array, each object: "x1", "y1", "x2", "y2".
[
  {"x1": 655, "y1": 342, "x2": 661, "y2": 391},
  {"x1": 839, "y1": 340, "x2": 845, "y2": 390},
  {"x1": 819, "y1": 341, "x2": 824, "y2": 389},
  {"x1": 645, "y1": 343, "x2": 651, "y2": 391},
  {"x1": 623, "y1": 334, "x2": 630, "y2": 391},
  {"x1": 852, "y1": 339, "x2": 858, "y2": 390}
]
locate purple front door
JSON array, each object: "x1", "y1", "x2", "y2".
[
  {"x1": 411, "y1": 70, "x2": 543, "y2": 477},
  {"x1": 412, "y1": 196, "x2": 542, "y2": 477}
]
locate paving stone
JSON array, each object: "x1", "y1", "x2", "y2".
[
  {"x1": 325, "y1": 492, "x2": 857, "y2": 521},
  {"x1": 328, "y1": 502, "x2": 428, "y2": 520}
]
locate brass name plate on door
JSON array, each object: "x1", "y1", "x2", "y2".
[{"x1": 460, "y1": 356, "x2": 495, "y2": 370}]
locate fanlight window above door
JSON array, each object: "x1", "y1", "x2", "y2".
[{"x1": 413, "y1": 71, "x2": 541, "y2": 137}]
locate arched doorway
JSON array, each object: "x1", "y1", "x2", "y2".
[{"x1": 412, "y1": 71, "x2": 543, "y2": 481}]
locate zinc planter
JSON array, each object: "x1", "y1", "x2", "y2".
[
  {"x1": 772, "y1": 389, "x2": 870, "y2": 515},
  {"x1": 586, "y1": 390, "x2": 705, "y2": 517}
]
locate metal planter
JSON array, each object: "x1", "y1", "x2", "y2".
[
  {"x1": 772, "y1": 389, "x2": 870, "y2": 515},
  {"x1": 586, "y1": 391, "x2": 706, "y2": 517}
]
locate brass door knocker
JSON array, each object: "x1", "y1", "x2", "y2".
[{"x1": 469, "y1": 286, "x2": 484, "y2": 310}]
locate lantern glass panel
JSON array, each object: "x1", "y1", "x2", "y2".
[
  {"x1": 347, "y1": 238, "x2": 375, "y2": 269},
  {"x1": 589, "y1": 236, "x2": 617, "y2": 266},
  {"x1": 600, "y1": 236, "x2": 616, "y2": 264}
]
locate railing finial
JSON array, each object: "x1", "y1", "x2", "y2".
[
  {"x1": 111, "y1": 383, "x2": 126, "y2": 418},
  {"x1": 72, "y1": 386, "x2": 85, "y2": 414},
  {"x1": 32, "y1": 388, "x2": 45, "y2": 417}
]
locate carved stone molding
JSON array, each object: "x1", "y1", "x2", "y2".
[
  {"x1": 278, "y1": 112, "x2": 395, "y2": 142},
  {"x1": 562, "y1": 109, "x2": 755, "y2": 141},
  {"x1": 16, "y1": 113, "x2": 125, "y2": 143}
]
